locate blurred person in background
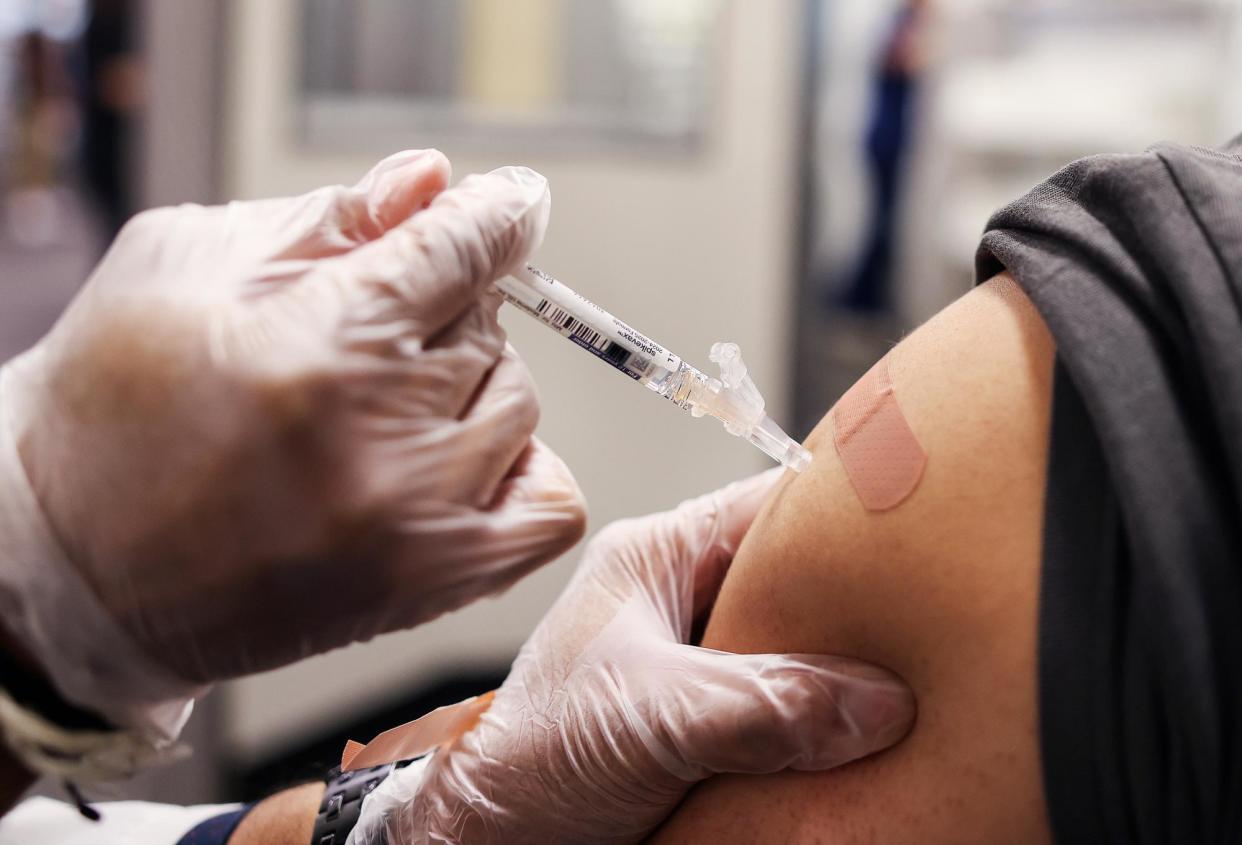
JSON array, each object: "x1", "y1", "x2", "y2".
[
  {"x1": 80, "y1": 0, "x2": 139, "y2": 239},
  {"x1": 833, "y1": 0, "x2": 927, "y2": 313}
]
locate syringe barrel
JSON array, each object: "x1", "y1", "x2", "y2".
[
  {"x1": 496, "y1": 265, "x2": 682, "y2": 386},
  {"x1": 496, "y1": 264, "x2": 813, "y2": 473}
]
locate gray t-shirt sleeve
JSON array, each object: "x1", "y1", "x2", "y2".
[{"x1": 975, "y1": 138, "x2": 1242, "y2": 844}]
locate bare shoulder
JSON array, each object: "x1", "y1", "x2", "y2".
[{"x1": 652, "y1": 274, "x2": 1056, "y2": 843}]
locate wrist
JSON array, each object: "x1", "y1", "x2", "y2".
[
  {"x1": 226, "y1": 782, "x2": 325, "y2": 845},
  {"x1": 0, "y1": 360, "x2": 200, "y2": 792},
  {"x1": 0, "y1": 357, "x2": 203, "y2": 741},
  {"x1": 0, "y1": 622, "x2": 191, "y2": 789}
]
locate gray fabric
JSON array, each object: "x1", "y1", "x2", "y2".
[{"x1": 975, "y1": 136, "x2": 1242, "y2": 844}]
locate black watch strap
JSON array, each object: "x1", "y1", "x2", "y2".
[{"x1": 310, "y1": 762, "x2": 396, "y2": 845}]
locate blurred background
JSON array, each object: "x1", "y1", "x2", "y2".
[{"x1": 2, "y1": 0, "x2": 1239, "y2": 807}]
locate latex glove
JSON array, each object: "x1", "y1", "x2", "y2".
[
  {"x1": 351, "y1": 470, "x2": 916, "y2": 845},
  {"x1": 0, "y1": 152, "x2": 586, "y2": 737}
]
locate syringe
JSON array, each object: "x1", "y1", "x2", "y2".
[{"x1": 495, "y1": 264, "x2": 812, "y2": 473}]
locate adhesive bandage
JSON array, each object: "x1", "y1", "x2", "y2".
[{"x1": 832, "y1": 358, "x2": 926, "y2": 511}]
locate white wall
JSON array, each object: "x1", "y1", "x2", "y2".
[
  {"x1": 220, "y1": 0, "x2": 801, "y2": 763},
  {"x1": 141, "y1": 0, "x2": 223, "y2": 208}
]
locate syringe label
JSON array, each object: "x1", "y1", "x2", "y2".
[
  {"x1": 497, "y1": 265, "x2": 678, "y2": 380},
  {"x1": 531, "y1": 297, "x2": 654, "y2": 380}
]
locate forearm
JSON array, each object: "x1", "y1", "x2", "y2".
[{"x1": 226, "y1": 782, "x2": 323, "y2": 845}]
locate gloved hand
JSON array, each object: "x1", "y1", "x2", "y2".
[
  {"x1": 0, "y1": 152, "x2": 586, "y2": 738},
  {"x1": 351, "y1": 470, "x2": 916, "y2": 845}
]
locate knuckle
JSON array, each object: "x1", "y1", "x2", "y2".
[
  {"x1": 250, "y1": 365, "x2": 347, "y2": 460},
  {"x1": 563, "y1": 493, "x2": 588, "y2": 537},
  {"x1": 283, "y1": 185, "x2": 362, "y2": 245},
  {"x1": 453, "y1": 304, "x2": 506, "y2": 361},
  {"x1": 536, "y1": 481, "x2": 587, "y2": 549},
  {"x1": 510, "y1": 379, "x2": 540, "y2": 434},
  {"x1": 420, "y1": 147, "x2": 450, "y2": 176},
  {"x1": 587, "y1": 517, "x2": 643, "y2": 554},
  {"x1": 311, "y1": 184, "x2": 357, "y2": 228},
  {"x1": 246, "y1": 367, "x2": 383, "y2": 524},
  {"x1": 485, "y1": 358, "x2": 540, "y2": 433},
  {"x1": 118, "y1": 206, "x2": 176, "y2": 242}
]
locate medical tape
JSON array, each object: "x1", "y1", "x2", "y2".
[
  {"x1": 340, "y1": 691, "x2": 495, "y2": 771},
  {"x1": 832, "y1": 358, "x2": 926, "y2": 511}
]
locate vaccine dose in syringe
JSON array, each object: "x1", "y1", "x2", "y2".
[{"x1": 495, "y1": 264, "x2": 812, "y2": 472}]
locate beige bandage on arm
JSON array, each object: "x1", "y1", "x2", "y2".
[{"x1": 832, "y1": 358, "x2": 927, "y2": 511}]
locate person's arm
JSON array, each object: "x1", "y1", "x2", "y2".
[
  {"x1": 223, "y1": 473, "x2": 917, "y2": 845},
  {"x1": 652, "y1": 273, "x2": 1056, "y2": 843},
  {"x1": 224, "y1": 783, "x2": 322, "y2": 845},
  {"x1": 225, "y1": 267, "x2": 1049, "y2": 844}
]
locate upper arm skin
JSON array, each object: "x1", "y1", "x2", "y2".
[{"x1": 652, "y1": 274, "x2": 1056, "y2": 844}]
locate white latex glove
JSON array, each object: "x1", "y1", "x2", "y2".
[
  {"x1": 0, "y1": 152, "x2": 586, "y2": 737},
  {"x1": 351, "y1": 470, "x2": 916, "y2": 845}
]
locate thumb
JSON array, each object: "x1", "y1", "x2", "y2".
[
  {"x1": 668, "y1": 648, "x2": 915, "y2": 778},
  {"x1": 677, "y1": 468, "x2": 784, "y2": 620}
]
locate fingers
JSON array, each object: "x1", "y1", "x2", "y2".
[
  {"x1": 675, "y1": 468, "x2": 785, "y2": 620},
  {"x1": 379, "y1": 438, "x2": 586, "y2": 625},
  {"x1": 414, "y1": 292, "x2": 508, "y2": 421},
  {"x1": 669, "y1": 648, "x2": 916, "y2": 778},
  {"x1": 447, "y1": 346, "x2": 543, "y2": 507},
  {"x1": 462, "y1": 437, "x2": 587, "y2": 589},
  {"x1": 575, "y1": 469, "x2": 783, "y2": 641},
  {"x1": 323, "y1": 166, "x2": 550, "y2": 342},
  {"x1": 339, "y1": 293, "x2": 507, "y2": 423},
  {"x1": 490, "y1": 436, "x2": 586, "y2": 520},
  {"x1": 350, "y1": 343, "x2": 536, "y2": 513},
  {"x1": 351, "y1": 342, "x2": 540, "y2": 511}
]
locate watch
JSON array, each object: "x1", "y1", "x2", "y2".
[{"x1": 310, "y1": 759, "x2": 411, "y2": 845}]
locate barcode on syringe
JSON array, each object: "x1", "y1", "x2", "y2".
[{"x1": 534, "y1": 298, "x2": 649, "y2": 380}]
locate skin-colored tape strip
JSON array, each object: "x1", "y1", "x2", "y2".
[
  {"x1": 341, "y1": 690, "x2": 496, "y2": 771},
  {"x1": 832, "y1": 358, "x2": 926, "y2": 511}
]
